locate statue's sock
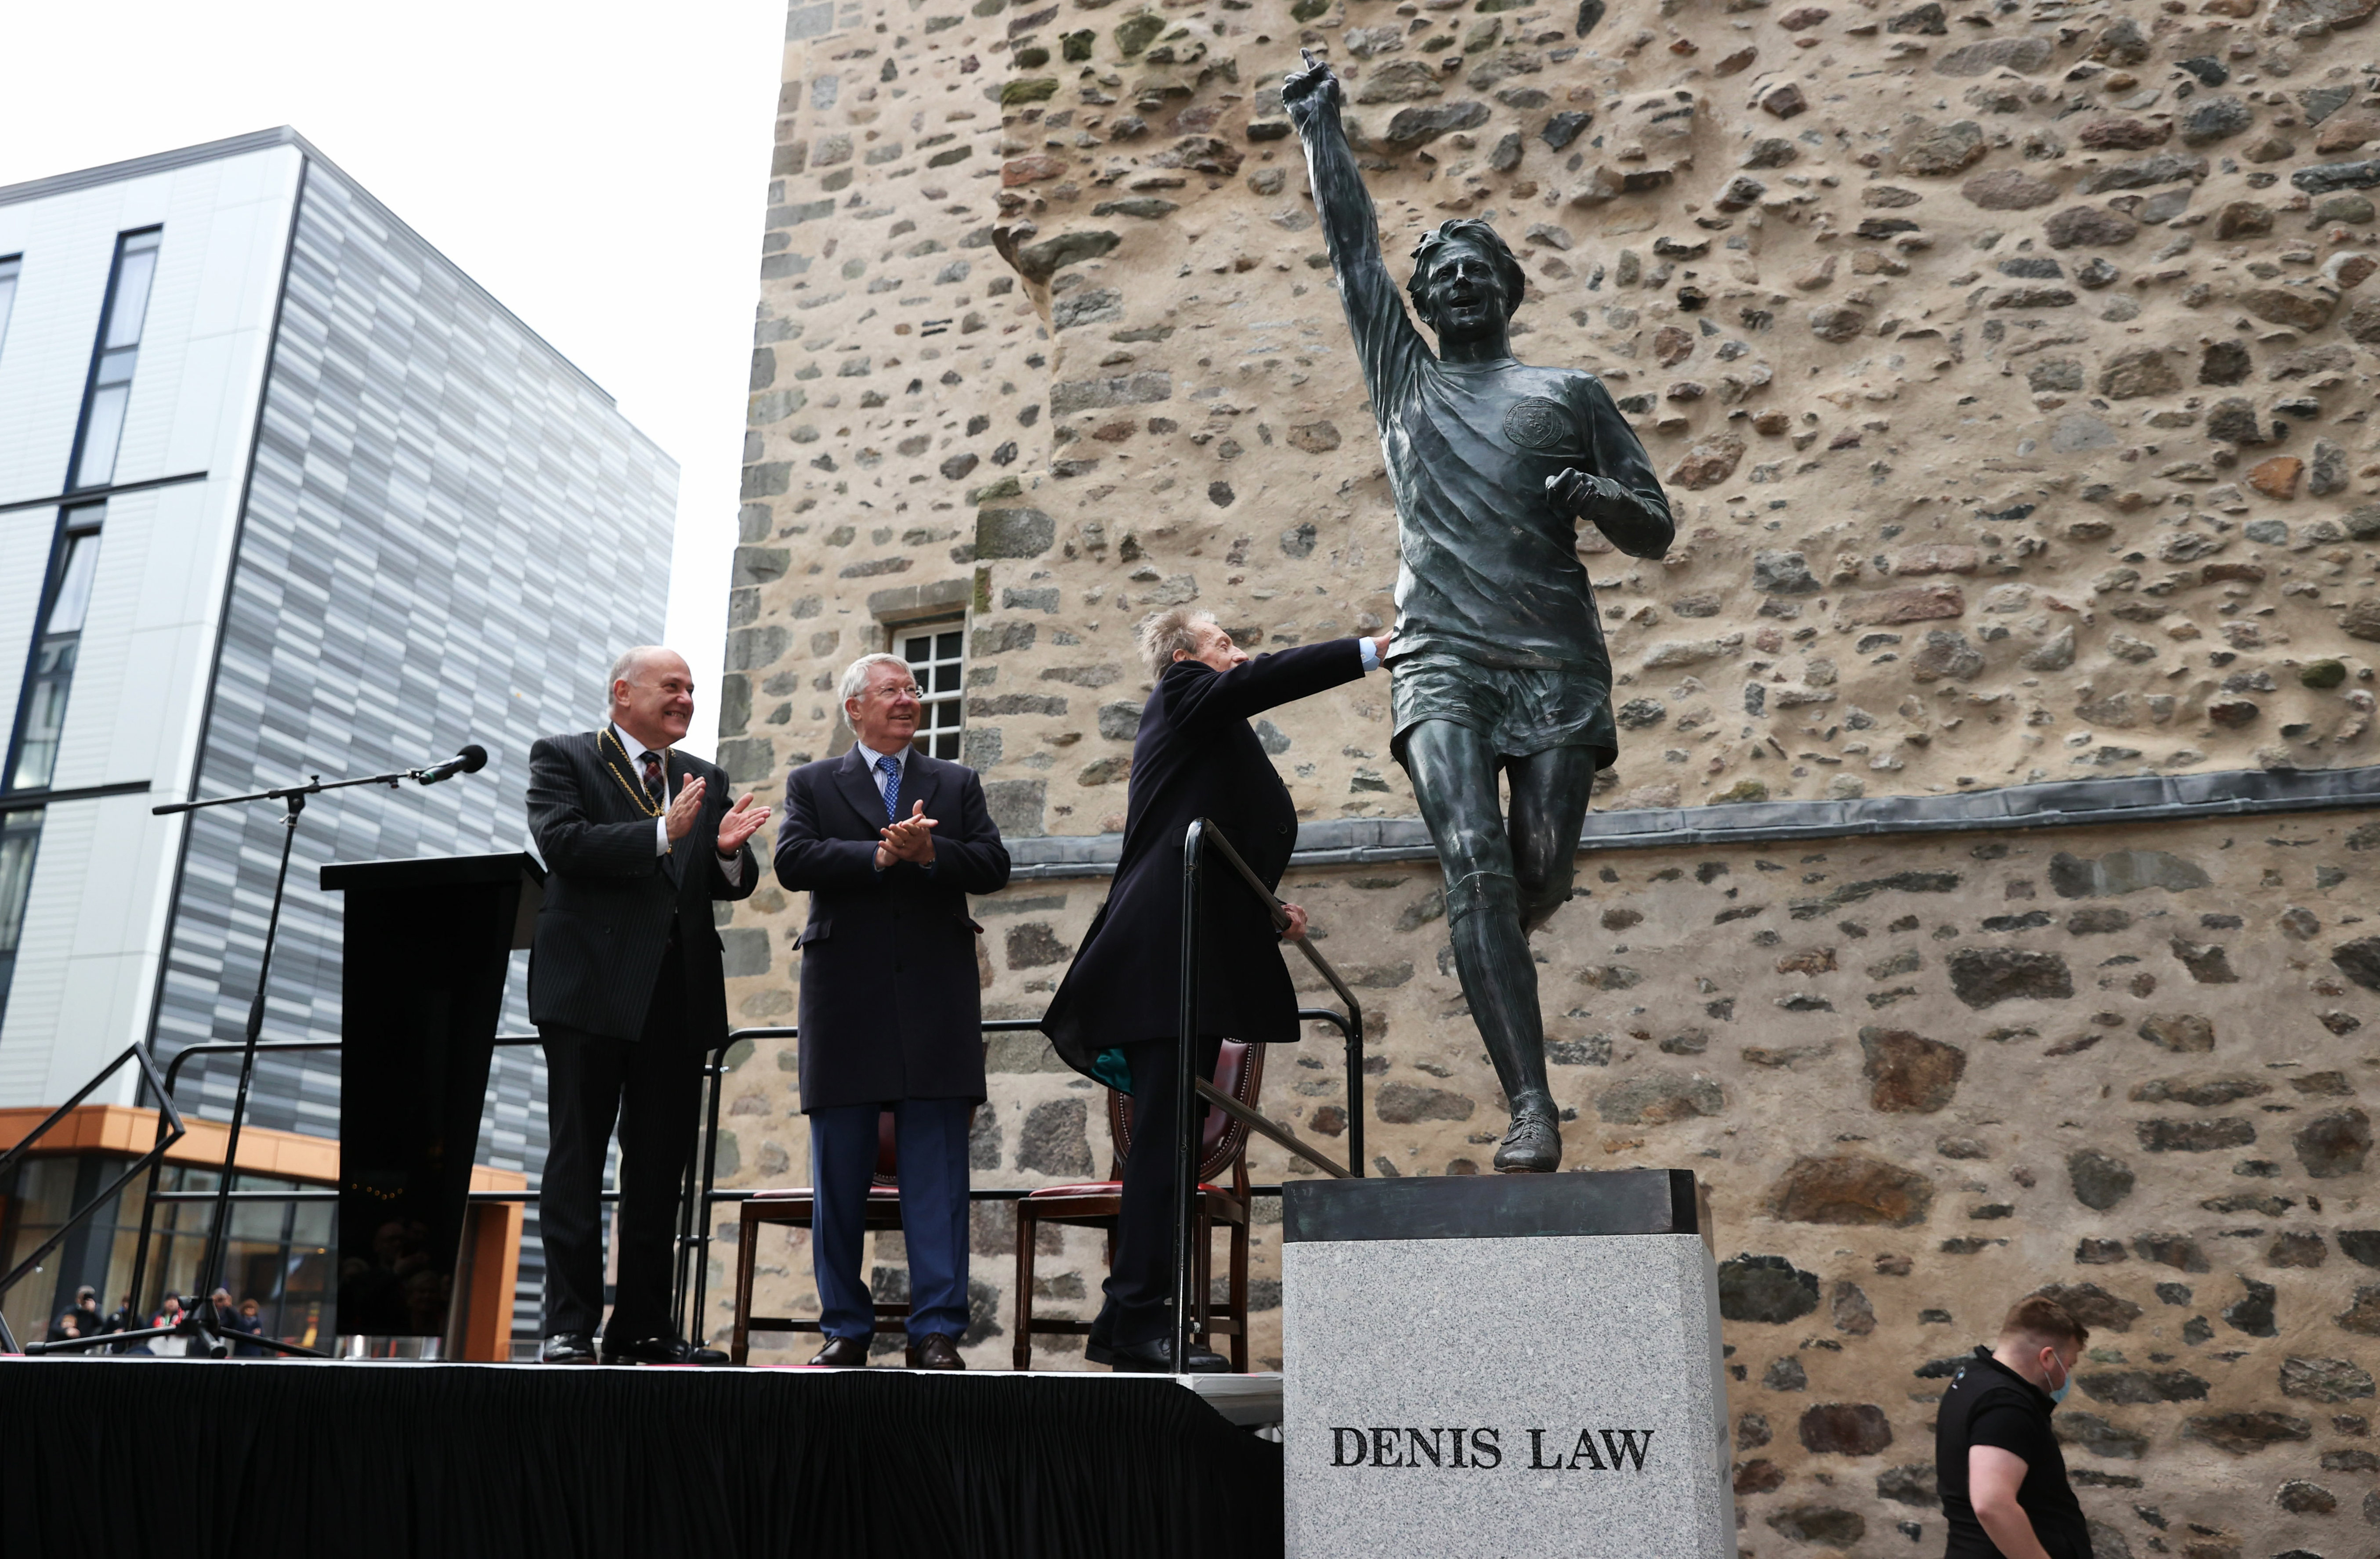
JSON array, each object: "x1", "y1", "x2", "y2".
[
  {"x1": 1443, "y1": 869, "x2": 1519, "y2": 927},
  {"x1": 1440, "y1": 870, "x2": 1551, "y2": 1108}
]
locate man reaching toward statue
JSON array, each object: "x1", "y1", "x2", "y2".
[{"x1": 1284, "y1": 49, "x2": 1677, "y2": 1172}]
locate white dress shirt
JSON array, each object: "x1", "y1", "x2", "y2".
[
  {"x1": 857, "y1": 737, "x2": 912, "y2": 811},
  {"x1": 611, "y1": 722, "x2": 741, "y2": 884}
]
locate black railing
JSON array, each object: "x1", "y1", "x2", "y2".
[
  {"x1": 1180, "y1": 821, "x2": 1366, "y2": 1179},
  {"x1": 672, "y1": 994, "x2": 1364, "y2": 1347},
  {"x1": 109, "y1": 1032, "x2": 558, "y2": 1333},
  {"x1": 0, "y1": 1042, "x2": 185, "y2": 1354},
  {"x1": 6, "y1": 826, "x2": 1371, "y2": 1361},
  {"x1": 1169, "y1": 817, "x2": 1364, "y2": 1371}
]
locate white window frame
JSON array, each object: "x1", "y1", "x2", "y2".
[{"x1": 892, "y1": 617, "x2": 965, "y2": 760}]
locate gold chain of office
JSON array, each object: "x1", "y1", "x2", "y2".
[{"x1": 598, "y1": 727, "x2": 669, "y2": 818}]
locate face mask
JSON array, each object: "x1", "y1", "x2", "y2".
[{"x1": 2046, "y1": 1351, "x2": 2074, "y2": 1404}]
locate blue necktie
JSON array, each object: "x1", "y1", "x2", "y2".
[{"x1": 877, "y1": 754, "x2": 901, "y2": 823}]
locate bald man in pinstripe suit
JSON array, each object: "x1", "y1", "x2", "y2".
[{"x1": 527, "y1": 647, "x2": 769, "y2": 1366}]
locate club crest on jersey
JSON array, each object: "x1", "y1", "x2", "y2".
[{"x1": 1502, "y1": 397, "x2": 1570, "y2": 452}]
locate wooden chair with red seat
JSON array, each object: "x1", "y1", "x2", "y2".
[
  {"x1": 730, "y1": 1108, "x2": 908, "y2": 1364},
  {"x1": 1011, "y1": 1039, "x2": 1265, "y2": 1372}
]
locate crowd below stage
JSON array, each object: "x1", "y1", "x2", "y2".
[{"x1": 45, "y1": 1284, "x2": 272, "y2": 1357}]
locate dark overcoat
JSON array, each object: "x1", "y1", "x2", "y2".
[
  {"x1": 525, "y1": 731, "x2": 760, "y2": 1046},
  {"x1": 773, "y1": 744, "x2": 1012, "y2": 1112},
  {"x1": 1041, "y1": 640, "x2": 1366, "y2": 1079}
]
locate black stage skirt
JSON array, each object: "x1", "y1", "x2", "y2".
[{"x1": 0, "y1": 1358, "x2": 1282, "y2": 1559}]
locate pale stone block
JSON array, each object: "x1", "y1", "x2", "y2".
[{"x1": 1282, "y1": 1173, "x2": 1735, "y2": 1559}]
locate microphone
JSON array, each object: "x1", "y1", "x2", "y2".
[{"x1": 414, "y1": 744, "x2": 489, "y2": 785}]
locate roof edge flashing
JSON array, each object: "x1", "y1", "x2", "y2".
[
  {"x1": 0, "y1": 127, "x2": 648, "y2": 427},
  {"x1": 0, "y1": 127, "x2": 310, "y2": 209}
]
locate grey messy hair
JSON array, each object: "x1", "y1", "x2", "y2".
[
  {"x1": 839, "y1": 652, "x2": 914, "y2": 704},
  {"x1": 1136, "y1": 607, "x2": 1218, "y2": 681}
]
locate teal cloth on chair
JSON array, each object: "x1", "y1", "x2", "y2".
[{"x1": 1092, "y1": 1046, "x2": 1134, "y2": 1094}]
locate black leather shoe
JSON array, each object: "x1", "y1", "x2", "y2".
[
  {"x1": 1493, "y1": 1093, "x2": 1563, "y2": 1173},
  {"x1": 540, "y1": 1332, "x2": 597, "y2": 1365},
  {"x1": 808, "y1": 1335, "x2": 871, "y2": 1368},
  {"x1": 599, "y1": 1334, "x2": 729, "y2": 1366},
  {"x1": 906, "y1": 1333, "x2": 966, "y2": 1370},
  {"x1": 1089, "y1": 1335, "x2": 1231, "y2": 1374}
]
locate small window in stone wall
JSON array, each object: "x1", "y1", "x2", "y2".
[{"x1": 897, "y1": 618, "x2": 964, "y2": 759}]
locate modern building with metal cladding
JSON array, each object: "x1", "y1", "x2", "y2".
[{"x1": 0, "y1": 128, "x2": 675, "y2": 1349}]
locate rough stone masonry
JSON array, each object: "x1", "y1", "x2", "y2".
[{"x1": 713, "y1": 1, "x2": 2377, "y2": 1557}]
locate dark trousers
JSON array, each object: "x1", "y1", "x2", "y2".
[
  {"x1": 809, "y1": 1098, "x2": 975, "y2": 1341},
  {"x1": 1096, "y1": 1035, "x2": 1222, "y2": 1348},
  {"x1": 538, "y1": 952, "x2": 701, "y2": 1340}
]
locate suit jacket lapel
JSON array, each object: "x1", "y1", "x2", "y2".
[
  {"x1": 592, "y1": 729, "x2": 639, "y2": 819},
  {"x1": 837, "y1": 743, "x2": 893, "y2": 834}
]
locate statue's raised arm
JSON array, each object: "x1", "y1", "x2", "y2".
[{"x1": 1284, "y1": 51, "x2": 1428, "y2": 415}]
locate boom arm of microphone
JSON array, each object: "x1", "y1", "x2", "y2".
[
  {"x1": 154, "y1": 745, "x2": 490, "y2": 814},
  {"x1": 413, "y1": 744, "x2": 490, "y2": 785}
]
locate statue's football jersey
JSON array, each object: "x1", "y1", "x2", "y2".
[{"x1": 1333, "y1": 288, "x2": 1667, "y2": 671}]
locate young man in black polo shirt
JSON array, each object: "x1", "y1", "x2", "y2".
[{"x1": 1936, "y1": 1294, "x2": 2094, "y2": 1559}]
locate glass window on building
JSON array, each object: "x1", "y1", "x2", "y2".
[
  {"x1": 72, "y1": 227, "x2": 162, "y2": 491},
  {"x1": 0, "y1": 1158, "x2": 334, "y2": 1353},
  {"x1": 0, "y1": 807, "x2": 39, "y2": 1023},
  {"x1": 8, "y1": 509, "x2": 104, "y2": 792},
  {"x1": 139, "y1": 1167, "x2": 336, "y2": 1351},
  {"x1": 0, "y1": 254, "x2": 22, "y2": 360},
  {"x1": 897, "y1": 620, "x2": 964, "y2": 760}
]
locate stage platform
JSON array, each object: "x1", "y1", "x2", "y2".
[{"x1": 1, "y1": 1357, "x2": 1284, "y2": 1557}]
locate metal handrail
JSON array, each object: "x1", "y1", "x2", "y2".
[
  {"x1": 0, "y1": 1042, "x2": 185, "y2": 1353},
  {"x1": 1176, "y1": 822, "x2": 1367, "y2": 1169},
  {"x1": 1170, "y1": 816, "x2": 1365, "y2": 1372},
  {"x1": 115, "y1": 1032, "x2": 550, "y2": 1330},
  {"x1": 11, "y1": 848, "x2": 1372, "y2": 1357},
  {"x1": 676, "y1": 1018, "x2": 1081, "y2": 1339},
  {"x1": 673, "y1": 998, "x2": 1364, "y2": 1342},
  {"x1": 146, "y1": 1190, "x2": 622, "y2": 1204},
  {"x1": 1194, "y1": 1078, "x2": 1350, "y2": 1181}
]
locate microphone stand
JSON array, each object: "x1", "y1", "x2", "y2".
[{"x1": 34, "y1": 758, "x2": 476, "y2": 1360}]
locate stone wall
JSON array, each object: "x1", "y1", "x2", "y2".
[
  {"x1": 930, "y1": 0, "x2": 2380, "y2": 826},
  {"x1": 717, "y1": 0, "x2": 2379, "y2": 1555},
  {"x1": 731, "y1": 0, "x2": 2380, "y2": 850},
  {"x1": 1245, "y1": 816, "x2": 2377, "y2": 1559},
  {"x1": 709, "y1": 801, "x2": 2379, "y2": 1555}
]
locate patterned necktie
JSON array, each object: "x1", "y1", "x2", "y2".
[
  {"x1": 876, "y1": 754, "x2": 901, "y2": 823},
  {"x1": 640, "y1": 750, "x2": 666, "y2": 807}
]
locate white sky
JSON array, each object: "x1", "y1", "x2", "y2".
[{"x1": 0, "y1": 0, "x2": 789, "y2": 759}]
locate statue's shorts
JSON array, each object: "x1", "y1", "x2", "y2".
[{"x1": 1387, "y1": 649, "x2": 1617, "y2": 768}]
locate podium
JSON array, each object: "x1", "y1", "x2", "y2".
[
  {"x1": 1280, "y1": 1171, "x2": 1736, "y2": 1559},
  {"x1": 320, "y1": 852, "x2": 543, "y2": 1350}
]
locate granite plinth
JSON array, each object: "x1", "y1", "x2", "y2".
[{"x1": 1281, "y1": 1171, "x2": 1735, "y2": 1559}]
